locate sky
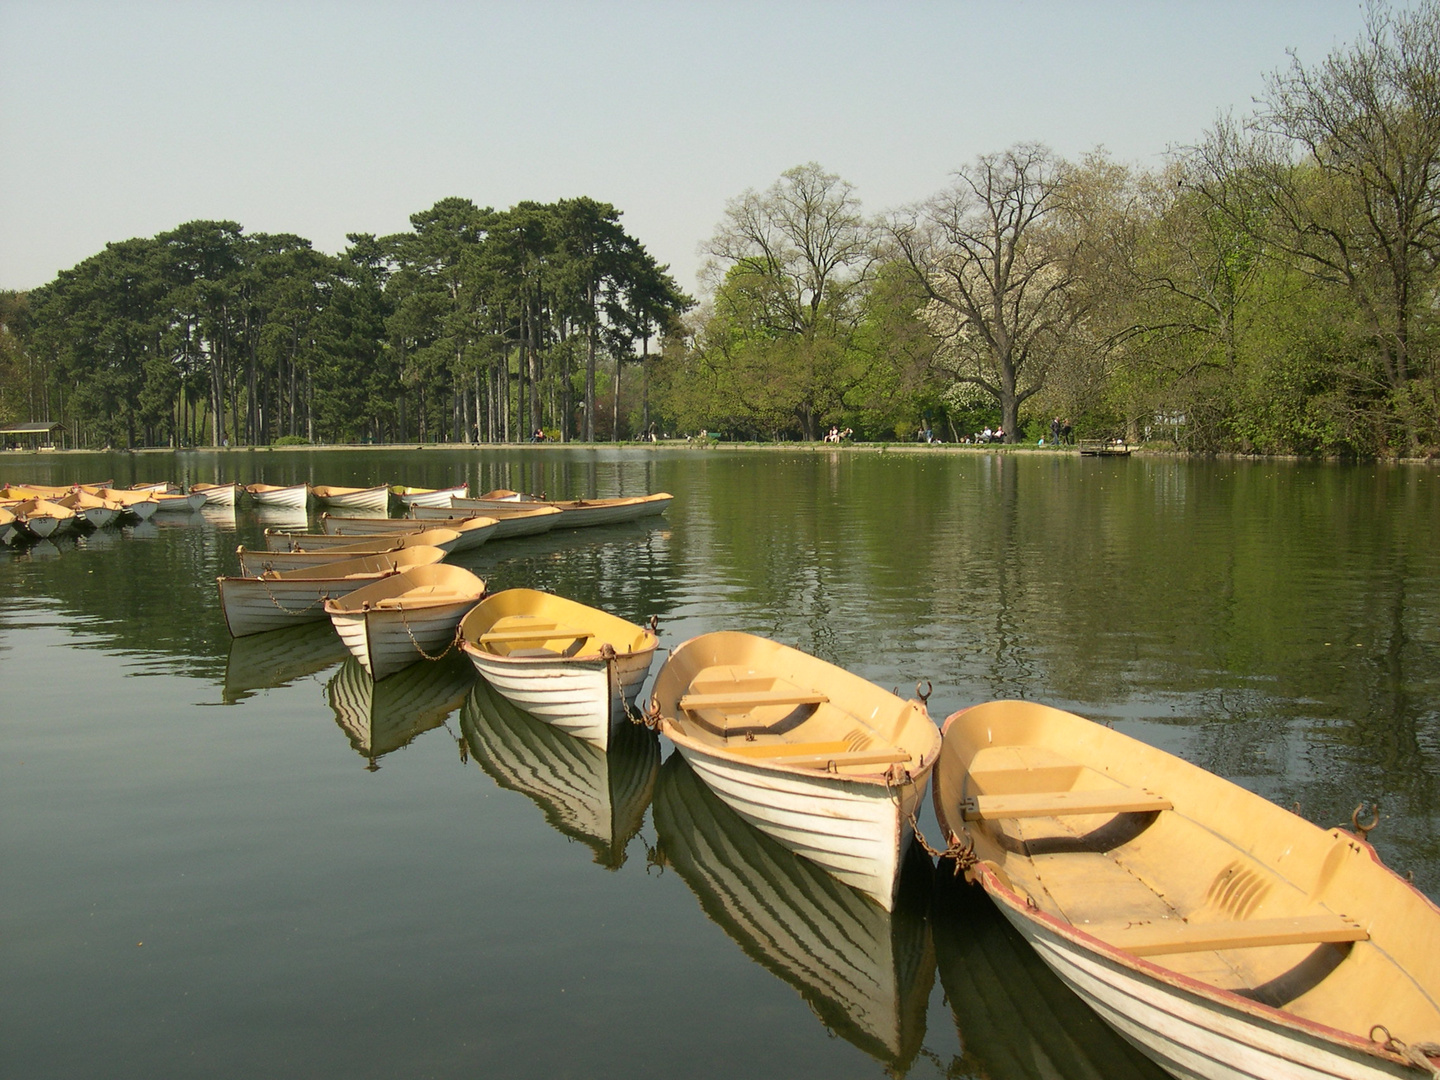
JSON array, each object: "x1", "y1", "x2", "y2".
[{"x1": 0, "y1": 0, "x2": 1389, "y2": 295}]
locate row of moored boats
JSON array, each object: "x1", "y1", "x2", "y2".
[
  {"x1": 52, "y1": 472, "x2": 1422, "y2": 1080},
  {"x1": 0, "y1": 481, "x2": 218, "y2": 542}
]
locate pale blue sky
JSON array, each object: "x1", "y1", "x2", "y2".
[{"x1": 1, "y1": 0, "x2": 1383, "y2": 293}]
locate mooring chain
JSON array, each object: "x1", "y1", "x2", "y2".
[
  {"x1": 1371, "y1": 1026, "x2": 1440, "y2": 1078},
  {"x1": 260, "y1": 579, "x2": 330, "y2": 615},
  {"x1": 884, "y1": 766, "x2": 977, "y2": 873},
  {"x1": 394, "y1": 603, "x2": 461, "y2": 662}
]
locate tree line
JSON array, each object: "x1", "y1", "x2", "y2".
[
  {"x1": 0, "y1": 197, "x2": 690, "y2": 449},
  {"x1": 2, "y1": 2, "x2": 1436, "y2": 455}
]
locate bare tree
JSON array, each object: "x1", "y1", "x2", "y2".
[{"x1": 888, "y1": 144, "x2": 1084, "y2": 440}]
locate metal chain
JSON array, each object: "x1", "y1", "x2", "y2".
[
  {"x1": 884, "y1": 768, "x2": 978, "y2": 874},
  {"x1": 259, "y1": 579, "x2": 330, "y2": 615},
  {"x1": 395, "y1": 604, "x2": 461, "y2": 662},
  {"x1": 1371, "y1": 1027, "x2": 1440, "y2": 1077}
]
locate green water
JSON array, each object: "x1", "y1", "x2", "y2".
[{"x1": 3, "y1": 447, "x2": 1436, "y2": 1079}]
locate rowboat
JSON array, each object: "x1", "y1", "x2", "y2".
[
  {"x1": 654, "y1": 752, "x2": 936, "y2": 1070},
  {"x1": 311, "y1": 484, "x2": 392, "y2": 513},
  {"x1": 130, "y1": 481, "x2": 182, "y2": 493},
  {"x1": 407, "y1": 503, "x2": 564, "y2": 539},
  {"x1": 318, "y1": 513, "x2": 498, "y2": 553},
  {"x1": 217, "y1": 546, "x2": 447, "y2": 637},
  {"x1": 458, "y1": 589, "x2": 658, "y2": 749},
  {"x1": 931, "y1": 700, "x2": 1440, "y2": 1080},
  {"x1": 53, "y1": 490, "x2": 120, "y2": 529},
  {"x1": 650, "y1": 631, "x2": 942, "y2": 910},
  {"x1": 245, "y1": 482, "x2": 310, "y2": 509},
  {"x1": 451, "y1": 492, "x2": 673, "y2": 528},
  {"x1": 460, "y1": 677, "x2": 661, "y2": 869},
  {"x1": 84, "y1": 487, "x2": 159, "y2": 521},
  {"x1": 931, "y1": 867, "x2": 1169, "y2": 1080},
  {"x1": 190, "y1": 482, "x2": 240, "y2": 506},
  {"x1": 8, "y1": 497, "x2": 72, "y2": 538},
  {"x1": 327, "y1": 653, "x2": 475, "y2": 769},
  {"x1": 239, "y1": 528, "x2": 461, "y2": 574},
  {"x1": 324, "y1": 564, "x2": 487, "y2": 680},
  {"x1": 391, "y1": 483, "x2": 468, "y2": 509},
  {"x1": 223, "y1": 619, "x2": 350, "y2": 705},
  {"x1": 151, "y1": 490, "x2": 208, "y2": 513}
]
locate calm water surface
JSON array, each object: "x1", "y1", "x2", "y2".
[{"x1": 4, "y1": 448, "x2": 1437, "y2": 1079}]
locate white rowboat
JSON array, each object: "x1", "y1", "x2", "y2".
[
  {"x1": 245, "y1": 483, "x2": 310, "y2": 509},
  {"x1": 931, "y1": 700, "x2": 1440, "y2": 1080},
  {"x1": 409, "y1": 503, "x2": 564, "y2": 539},
  {"x1": 319, "y1": 513, "x2": 499, "y2": 553},
  {"x1": 451, "y1": 492, "x2": 673, "y2": 528},
  {"x1": 391, "y1": 483, "x2": 468, "y2": 509},
  {"x1": 190, "y1": 482, "x2": 240, "y2": 506},
  {"x1": 459, "y1": 589, "x2": 659, "y2": 749},
  {"x1": 324, "y1": 564, "x2": 486, "y2": 680},
  {"x1": 651, "y1": 631, "x2": 941, "y2": 911},
  {"x1": 311, "y1": 484, "x2": 392, "y2": 513},
  {"x1": 217, "y1": 547, "x2": 447, "y2": 637}
]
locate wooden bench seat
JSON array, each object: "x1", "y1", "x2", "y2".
[
  {"x1": 1094, "y1": 913, "x2": 1368, "y2": 957},
  {"x1": 477, "y1": 626, "x2": 589, "y2": 644},
  {"x1": 722, "y1": 740, "x2": 910, "y2": 769},
  {"x1": 680, "y1": 690, "x2": 829, "y2": 712},
  {"x1": 962, "y1": 787, "x2": 1173, "y2": 820}
]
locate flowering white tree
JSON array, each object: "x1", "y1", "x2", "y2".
[{"x1": 888, "y1": 144, "x2": 1083, "y2": 440}]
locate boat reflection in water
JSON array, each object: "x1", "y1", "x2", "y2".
[
  {"x1": 327, "y1": 652, "x2": 476, "y2": 769},
  {"x1": 222, "y1": 620, "x2": 350, "y2": 704},
  {"x1": 652, "y1": 753, "x2": 935, "y2": 1073},
  {"x1": 254, "y1": 505, "x2": 311, "y2": 532},
  {"x1": 460, "y1": 678, "x2": 660, "y2": 869},
  {"x1": 931, "y1": 869, "x2": 1169, "y2": 1080}
]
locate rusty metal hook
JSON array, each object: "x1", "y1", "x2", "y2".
[{"x1": 1352, "y1": 802, "x2": 1380, "y2": 839}]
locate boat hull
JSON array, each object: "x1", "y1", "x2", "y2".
[
  {"x1": 218, "y1": 575, "x2": 375, "y2": 637},
  {"x1": 670, "y1": 744, "x2": 925, "y2": 910},
  {"x1": 247, "y1": 484, "x2": 310, "y2": 509},
  {"x1": 392, "y1": 484, "x2": 468, "y2": 509},
  {"x1": 453, "y1": 493, "x2": 673, "y2": 528},
  {"x1": 191, "y1": 482, "x2": 239, "y2": 506},
  {"x1": 329, "y1": 600, "x2": 475, "y2": 680},
  {"x1": 467, "y1": 650, "x2": 651, "y2": 748},
  {"x1": 985, "y1": 876, "x2": 1417, "y2": 1080},
  {"x1": 409, "y1": 505, "x2": 563, "y2": 539},
  {"x1": 312, "y1": 485, "x2": 391, "y2": 513}
]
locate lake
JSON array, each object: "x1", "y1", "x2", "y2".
[{"x1": 3, "y1": 447, "x2": 1436, "y2": 1079}]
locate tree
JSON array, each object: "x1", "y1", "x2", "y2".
[
  {"x1": 888, "y1": 144, "x2": 1083, "y2": 441},
  {"x1": 700, "y1": 163, "x2": 875, "y2": 439}
]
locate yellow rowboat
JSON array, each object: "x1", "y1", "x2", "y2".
[
  {"x1": 458, "y1": 589, "x2": 659, "y2": 749},
  {"x1": 244, "y1": 482, "x2": 310, "y2": 510},
  {"x1": 217, "y1": 546, "x2": 447, "y2": 638},
  {"x1": 390, "y1": 483, "x2": 468, "y2": 509},
  {"x1": 932, "y1": 700, "x2": 1440, "y2": 1080},
  {"x1": 450, "y1": 492, "x2": 673, "y2": 528},
  {"x1": 83, "y1": 487, "x2": 159, "y2": 521},
  {"x1": 654, "y1": 752, "x2": 937, "y2": 1071},
  {"x1": 317, "y1": 513, "x2": 498, "y2": 553},
  {"x1": 239, "y1": 529, "x2": 462, "y2": 574},
  {"x1": 406, "y1": 504, "x2": 564, "y2": 539},
  {"x1": 189, "y1": 482, "x2": 240, "y2": 506},
  {"x1": 650, "y1": 631, "x2": 941, "y2": 911},
  {"x1": 53, "y1": 490, "x2": 120, "y2": 529},
  {"x1": 310, "y1": 484, "x2": 392, "y2": 513},
  {"x1": 8, "y1": 497, "x2": 76, "y2": 538},
  {"x1": 324, "y1": 564, "x2": 486, "y2": 680}
]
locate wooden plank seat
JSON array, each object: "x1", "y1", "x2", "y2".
[
  {"x1": 1095, "y1": 913, "x2": 1369, "y2": 957},
  {"x1": 477, "y1": 625, "x2": 588, "y2": 644},
  {"x1": 962, "y1": 787, "x2": 1173, "y2": 820},
  {"x1": 680, "y1": 690, "x2": 829, "y2": 712},
  {"x1": 721, "y1": 739, "x2": 911, "y2": 770}
]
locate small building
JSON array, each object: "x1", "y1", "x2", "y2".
[{"x1": 0, "y1": 422, "x2": 66, "y2": 450}]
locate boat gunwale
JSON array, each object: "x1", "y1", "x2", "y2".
[{"x1": 933, "y1": 707, "x2": 1440, "y2": 1075}]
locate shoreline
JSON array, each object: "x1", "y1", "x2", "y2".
[{"x1": 2, "y1": 441, "x2": 1435, "y2": 465}]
